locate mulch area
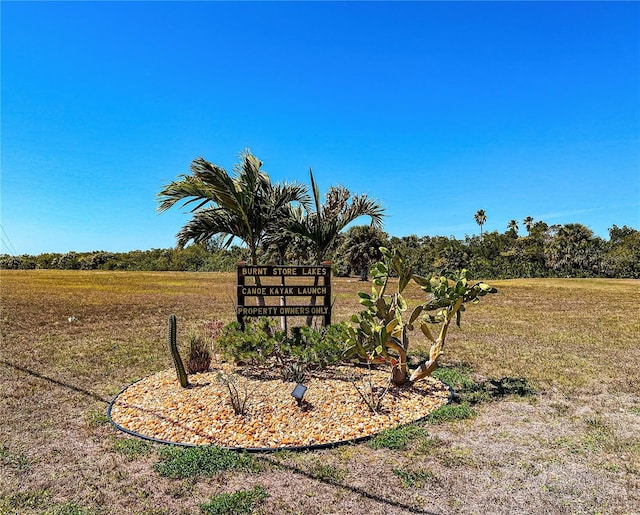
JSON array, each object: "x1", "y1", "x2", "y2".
[{"x1": 108, "y1": 364, "x2": 451, "y2": 450}]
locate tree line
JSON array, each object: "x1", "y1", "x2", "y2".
[
  {"x1": 2, "y1": 150, "x2": 638, "y2": 279},
  {"x1": 2, "y1": 221, "x2": 638, "y2": 279}
]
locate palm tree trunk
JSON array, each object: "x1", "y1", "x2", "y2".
[{"x1": 250, "y1": 246, "x2": 266, "y2": 307}]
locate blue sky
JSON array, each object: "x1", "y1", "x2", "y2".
[{"x1": 2, "y1": 1, "x2": 639, "y2": 255}]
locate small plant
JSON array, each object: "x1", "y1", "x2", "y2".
[
  {"x1": 204, "y1": 319, "x2": 225, "y2": 341},
  {"x1": 154, "y1": 445, "x2": 262, "y2": 479},
  {"x1": 416, "y1": 435, "x2": 446, "y2": 453},
  {"x1": 281, "y1": 362, "x2": 307, "y2": 384},
  {"x1": 308, "y1": 459, "x2": 347, "y2": 482},
  {"x1": 437, "y1": 446, "x2": 474, "y2": 467},
  {"x1": 369, "y1": 424, "x2": 426, "y2": 450},
  {"x1": 350, "y1": 365, "x2": 391, "y2": 414},
  {"x1": 393, "y1": 467, "x2": 436, "y2": 488},
  {"x1": 0, "y1": 489, "x2": 51, "y2": 511},
  {"x1": 85, "y1": 408, "x2": 109, "y2": 427},
  {"x1": 431, "y1": 362, "x2": 477, "y2": 390},
  {"x1": 112, "y1": 437, "x2": 153, "y2": 461},
  {"x1": 217, "y1": 372, "x2": 255, "y2": 416},
  {"x1": 199, "y1": 486, "x2": 268, "y2": 515},
  {"x1": 45, "y1": 501, "x2": 95, "y2": 515},
  {"x1": 186, "y1": 331, "x2": 211, "y2": 374},
  {"x1": 204, "y1": 319, "x2": 225, "y2": 357},
  {"x1": 0, "y1": 443, "x2": 32, "y2": 472},
  {"x1": 167, "y1": 314, "x2": 188, "y2": 388},
  {"x1": 432, "y1": 362, "x2": 491, "y2": 404}
]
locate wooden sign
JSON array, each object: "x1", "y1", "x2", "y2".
[{"x1": 236, "y1": 262, "x2": 332, "y2": 328}]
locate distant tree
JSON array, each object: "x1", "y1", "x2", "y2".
[
  {"x1": 387, "y1": 235, "x2": 432, "y2": 276},
  {"x1": 337, "y1": 225, "x2": 388, "y2": 280},
  {"x1": 0, "y1": 255, "x2": 22, "y2": 269},
  {"x1": 53, "y1": 252, "x2": 80, "y2": 270},
  {"x1": 523, "y1": 216, "x2": 535, "y2": 234},
  {"x1": 474, "y1": 209, "x2": 487, "y2": 237},
  {"x1": 434, "y1": 240, "x2": 469, "y2": 273},
  {"x1": 507, "y1": 219, "x2": 519, "y2": 235},
  {"x1": 544, "y1": 223, "x2": 602, "y2": 276},
  {"x1": 608, "y1": 224, "x2": 638, "y2": 245},
  {"x1": 602, "y1": 225, "x2": 640, "y2": 278}
]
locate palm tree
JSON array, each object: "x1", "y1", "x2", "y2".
[
  {"x1": 474, "y1": 209, "x2": 487, "y2": 237},
  {"x1": 284, "y1": 169, "x2": 385, "y2": 264},
  {"x1": 507, "y1": 219, "x2": 519, "y2": 235},
  {"x1": 338, "y1": 225, "x2": 388, "y2": 281},
  {"x1": 523, "y1": 216, "x2": 535, "y2": 235},
  {"x1": 157, "y1": 150, "x2": 309, "y2": 304},
  {"x1": 283, "y1": 168, "x2": 385, "y2": 323}
]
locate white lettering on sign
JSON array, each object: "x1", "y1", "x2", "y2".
[
  {"x1": 241, "y1": 286, "x2": 267, "y2": 296},
  {"x1": 236, "y1": 306, "x2": 330, "y2": 317},
  {"x1": 241, "y1": 267, "x2": 268, "y2": 276}
]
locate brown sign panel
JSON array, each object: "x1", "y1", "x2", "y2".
[{"x1": 236, "y1": 262, "x2": 332, "y2": 328}]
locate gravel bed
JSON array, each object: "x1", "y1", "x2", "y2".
[{"x1": 109, "y1": 364, "x2": 450, "y2": 449}]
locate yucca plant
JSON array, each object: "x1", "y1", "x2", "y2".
[{"x1": 281, "y1": 362, "x2": 307, "y2": 384}]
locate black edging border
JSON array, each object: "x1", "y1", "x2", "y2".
[{"x1": 107, "y1": 373, "x2": 455, "y2": 453}]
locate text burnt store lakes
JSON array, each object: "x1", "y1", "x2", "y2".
[{"x1": 239, "y1": 266, "x2": 330, "y2": 277}]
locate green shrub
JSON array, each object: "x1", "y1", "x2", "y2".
[
  {"x1": 200, "y1": 486, "x2": 268, "y2": 515},
  {"x1": 282, "y1": 324, "x2": 349, "y2": 369},
  {"x1": 369, "y1": 424, "x2": 426, "y2": 450},
  {"x1": 85, "y1": 408, "x2": 109, "y2": 428},
  {"x1": 112, "y1": 437, "x2": 153, "y2": 461},
  {"x1": 154, "y1": 446, "x2": 262, "y2": 479},
  {"x1": 424, "y1": 403, "x2": 476, "y2": 424},
  {"x1": 216, "y1": 319, "x2": 348, "y2": 372},
  {"x1": 431, "y1": 362, "x2": 477, "y2": 390},
  {"x1": 217, "y1": 318, "x2": 277, "y2": 366}
]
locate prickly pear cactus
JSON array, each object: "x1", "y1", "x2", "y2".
[{"x1": 167, "y1": 314, "x2": 188, "y2": 388}]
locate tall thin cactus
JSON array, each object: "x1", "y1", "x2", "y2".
[{"x1": 167, "y1": 314, "x2": 189, "y2": 388}]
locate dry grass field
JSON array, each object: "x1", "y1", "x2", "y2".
[{"x1": 1, "y1": 270, "x2": 639, "y2": 514}]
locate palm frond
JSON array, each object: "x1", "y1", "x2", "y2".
[
  {"x1": 339, "y1": 194, "x2": 385, "y2": 231},
  {"x1": 176, "y1": 207, "x2": 247, "y2": 248}
]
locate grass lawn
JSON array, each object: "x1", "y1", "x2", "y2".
[{"x1": 1, "y1": 270, "x2": 639, "y2": 514}]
